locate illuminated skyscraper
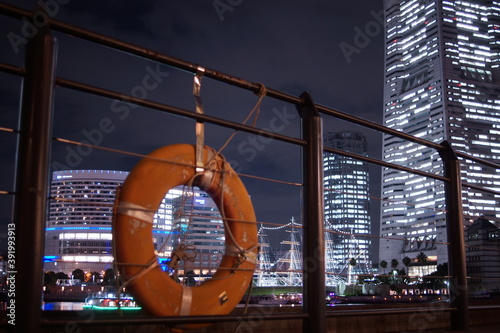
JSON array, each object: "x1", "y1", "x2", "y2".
[
  {"x1": 380, "y1": 0, "x2": 500, "y2": 265},
  {"x1": 323, "y1": 131, "x2": 372, "y2": 278}
]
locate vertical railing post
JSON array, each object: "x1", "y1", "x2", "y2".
[
  {"x1": 296, "y1": 92, "x2": 326, "y2": 333},
  {"x1": 12, "y1": 25, "x2": 56, "y2": 333},
  {"x1": 438, "y1": 140, "x2": 469, "y2": 330}
]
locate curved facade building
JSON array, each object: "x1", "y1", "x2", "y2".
[{"x1": 44, "y1": 170, "x2": 173, "y2": 276}]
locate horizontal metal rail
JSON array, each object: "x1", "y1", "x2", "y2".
[
  {"x1": 0, "y1": 303, "x2": 488, "y2": 326},
  {"x1": 0, "y1": 190, "x2": 15, "y2": 195},
  {"x1": 462, "y1": 182, "x2": 500, "y2": 197},
  {"x1": 0, "y1": 1, "x2": 27, "y2": 19},
  {"x1": 50, "y1": 20, "x2": 300, "y2": 104},
  {"x1": 324, "y1": 146, "x2": 449, "y2": 183},
  {"x1": 0, "y1": 304, "x2": 486, "y2": 330},
  {"x1": 456, "y1": 150, "x2": 500, "y2": 170},
  {"x1": 316, "y1": 104, "x2": 444, "y2": 151},
  {"x1": 326, "y1": 306, "x2": 455, "y2": 318},
  {"x1": 0, "y1": 61, "x2": 24, "y2": 76},
  {"x1": 40, "y1": 311, "x2": 309, "y2": 327},
  {"x1": 55, "y1": 77, "x2": 306, "y2": 147},
  {"x1": 36, "y1": 304, "x2": 500, "y2": 326}
]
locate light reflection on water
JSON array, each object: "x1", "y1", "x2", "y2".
[
  {"x1": 1, "y1": 301, "x2": 85, "y2": 311},
  {"x1": 42, "y1": 302, "x2": 85, "y2": 311}
]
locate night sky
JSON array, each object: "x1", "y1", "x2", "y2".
[{"x1": 0, "y1": 0, "x2": 384, "y2": 258}]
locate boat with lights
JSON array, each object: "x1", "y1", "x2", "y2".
[{"x1": 83, "y1": 290, "x2": 141, "y2": 311}]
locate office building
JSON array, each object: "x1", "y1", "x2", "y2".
[
  {"x1": 465, "y1": 216, "x2": 500, "y2": 293},
  {"x1": 380, "y1": 0, "x2": 500, "y2": 266},
  {"x1": 169, "y1": 187, "x2": 225, "y2": 279},
  {"x1": 323, "y1": 131, "x2": 372, "y2": 279},
  {"x1": 45, "y1": 170, "x2": 129, "y2": 275}
]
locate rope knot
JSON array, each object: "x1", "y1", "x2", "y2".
[
  {"x1": 231, "y1": 244, "x2": 260, "y2": 269},
  {"x1": 234, "y1": 252, "x2": 247, "y2": 268},
  {"x1": 255, "y1": 82, "x2": 267, "y2": 97}
]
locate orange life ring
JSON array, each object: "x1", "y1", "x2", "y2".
[{"x1": 113, "y1": 144, "x2": 258, "y2": 329}]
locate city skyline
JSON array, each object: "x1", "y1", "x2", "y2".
[
  {"x1": 1, "y1": 1, "x2": 499, "y2": 274},
  {"x1": 3, "y1": 3, "x2": 500, "y2": 332},
  {"x1": 43, "y1": 167, "x2": 367, "y2": 280}
]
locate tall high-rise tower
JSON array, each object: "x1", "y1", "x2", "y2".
[
  {"x1": 323, "y1": 131, "x2": 372, "y2": 278},
  {"x1": 380, "y1": 0, "x2": 500, "y2": 265}
]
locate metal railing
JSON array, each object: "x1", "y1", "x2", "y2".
[{"x1": 1, "y1": 2, "x2": 500, "y2": 332}]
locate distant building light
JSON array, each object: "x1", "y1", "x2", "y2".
[{"x1": 195, "y1": 198, "x2": 206, "y2": 205}]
